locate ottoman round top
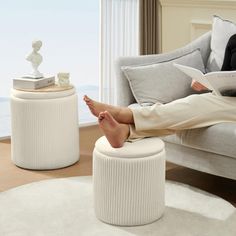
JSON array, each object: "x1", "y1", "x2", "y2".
[
  {"x1": 11, "y1": 86, "x2": 75, "y2": 100},
  {"x1": 95, "y1": 136, "x2": 165, "y2": 158}
]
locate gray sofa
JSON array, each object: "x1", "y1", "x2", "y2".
[{"x1": 115, "y1": 31, "x2": 236, "y2": 180}]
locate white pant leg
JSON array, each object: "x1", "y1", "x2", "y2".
[{"x1": 128, "y1": 93, "x2": 236, "y2": 140}]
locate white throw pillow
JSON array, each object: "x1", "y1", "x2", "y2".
[
  {"x1": 122, "y1": 49, "x2": 205, "y2": 105},
  {"x1": 207, "y1": 15, "x2": 236, "y2": 72}
]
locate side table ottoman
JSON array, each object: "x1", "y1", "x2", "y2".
[
  {"x1": 10, "y1": 86, "x2": 79, "y2": 170},
  {"x1": 93, "y1": 136, "x2": 165, "y2": 226}
]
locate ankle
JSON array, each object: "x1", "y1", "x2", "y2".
[
  {"x1": 116, "y1": 108, "x2": 133, "y2": 124},
  {"x1": 121, "y1": 123, "x2": 130, "y2": 140}
]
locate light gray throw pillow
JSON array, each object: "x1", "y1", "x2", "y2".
[{"x1": 122, "y1": 49, "x2": 205, "y2": 105}]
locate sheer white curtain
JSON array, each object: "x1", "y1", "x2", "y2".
[{"x1": 100, "y1": 0, "x2": 139, "y2": 104}]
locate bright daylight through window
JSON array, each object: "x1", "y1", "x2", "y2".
[{"x1": 0, "y1": 0, "x2": 99, "y2": 138}]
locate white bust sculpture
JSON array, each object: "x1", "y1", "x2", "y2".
[{"x1": 26, "y1": 40, "x2": 44, "y2": 78}]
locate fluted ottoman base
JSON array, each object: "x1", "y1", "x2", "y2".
[
  {"x1": 93, "y1": 136, "x2": 165, "y2": 226},
  {"x1": 11, "y1": 88, "x2": 79, "y2": 170}
]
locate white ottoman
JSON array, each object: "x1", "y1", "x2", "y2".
[
  {"x1": 11, "y1": 87, "x2": 79, "y2": 170},
  {"x1": 93, "y1": 136, "x2": 165, "y2": 226}
]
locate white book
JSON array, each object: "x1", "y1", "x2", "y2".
[
  {"x1": 174, "y1": 63, "x2": 236, "y2": 96},
  {"x1": 13, "y1": 76, "x2": 55, "y2": 90}
]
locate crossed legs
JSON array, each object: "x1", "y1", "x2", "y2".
[
  {"x1": 84, "y1": 95, "x2": 133, "y2": 147},
  {"x1": 84, "y1": 94, "x2": 236, "y2": 148}
]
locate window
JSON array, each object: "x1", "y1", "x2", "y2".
[
  {"x1": 0, "y1": 0, "x2": 99, "y2": 138},
  {"x1": 100, "y1": 0, "x2": 139, "y2": 104}
]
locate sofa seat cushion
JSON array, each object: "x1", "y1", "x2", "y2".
[{"x1": 162, "y1": 123, "x2": 236, "y2": 159}]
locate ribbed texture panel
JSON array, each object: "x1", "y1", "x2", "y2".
[
  {"x1": 11, "y1": 93, "x2": 79, "y2": 170},
  {"x1": 93, "y1": 148, "x2": 165, "y2": 226}
]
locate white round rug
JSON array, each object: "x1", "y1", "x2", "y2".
[{"x1": 0, "y1": 176, "x2": 235, "y2": 236}]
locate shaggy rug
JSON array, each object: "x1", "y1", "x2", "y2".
[{"x1": 0, "y1": 176, "x2": 235, "y2": 236}]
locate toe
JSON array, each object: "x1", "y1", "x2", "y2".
[
  {"x1": 83, "y1": 95, "x2": 91, "y2": 102},
  {"x1": 98, "y1": 112, "x2": 105, "y2": 120}
]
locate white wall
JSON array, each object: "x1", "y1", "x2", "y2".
[{"x1": 159, "y1": 0, "x2": 236, "y2": 52}]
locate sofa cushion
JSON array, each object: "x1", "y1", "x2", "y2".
[
  {"x1": 207, "y1": 15, "x2": 236, "y2": 72},
  {"x1": 122, "y1": 49, "x2": 205, "y2": 105},
  {"x1": 162, "y1": 123, "x2": 236, "y2": 159}
]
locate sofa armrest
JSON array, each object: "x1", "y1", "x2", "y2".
[{"x1": 114, "y1": 31, "x2": 211, "y2": 107}]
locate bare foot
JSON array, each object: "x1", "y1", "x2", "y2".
[
  {"x1": 83, "y1": 95, "x2": 134, "y2": 124},
  {"x1": 84, "y1": 95, "x2": 120, "y2": 118},
  {"x1": 98, "y1": 111, "x2": 130, "y2": 148}
]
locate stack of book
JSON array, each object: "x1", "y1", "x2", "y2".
[{"x1": 13, "y1": 76, "x2": 55, "y2": 90}]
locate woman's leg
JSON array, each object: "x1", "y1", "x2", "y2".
[
  {"x1": 97, "y1": 110, "x2": 173, "y2": 148},
  {"x1": 131, "y1": 93, "x2": 236, "y2": 132},
  {"x1": 85, "y1": 93, "x2": 236, "y2": 147},
  {"x1": 84, "y1": 95, "x2": 134, "y2": 124}
]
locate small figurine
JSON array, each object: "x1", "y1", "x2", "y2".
[
  {"x1": 57, "y1": 72, "x2": 70, "y2": 87},
  {"x1": 26, "y1": 40, "x2": 44, "y2": 78}
]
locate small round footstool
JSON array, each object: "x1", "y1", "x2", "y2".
[{"x1": 93, "y1": 136, "x2": 165, "y2": 226}]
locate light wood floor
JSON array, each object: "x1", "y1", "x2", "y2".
[{"x1": 0, "y1": 125, "x2": 235, "y2": 207}]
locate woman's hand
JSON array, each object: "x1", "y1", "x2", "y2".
[{"x1": 191, "y1": 79, "x2": 208, "y2": 92}]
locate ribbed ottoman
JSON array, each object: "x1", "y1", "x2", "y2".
[
  {"x1": 93, "y1": 136, "x2": 165, "y2": 226},
  {"x1": 11, "y1": 87, "x2": 79, "y2": 170}
]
